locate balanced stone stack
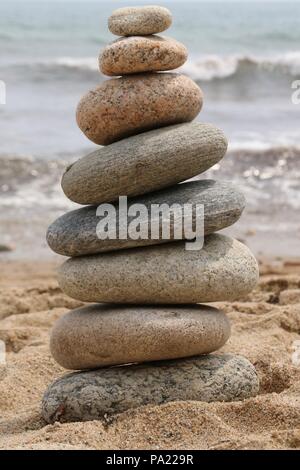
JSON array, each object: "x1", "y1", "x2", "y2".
[{"x1": 42, "y1": 6, "x2": 259, "y2": 423}]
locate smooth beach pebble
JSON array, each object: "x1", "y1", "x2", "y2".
[
  {"x1": 50, "y1": 305, "x2": 231, "y2": 370},
  {"x1": 62, "y1": 122, "x2": 227, "y2": 205},
  {"x1": 99, "y1": 35, "x2": 188, "y2": 76},
  {"x1": 108, "y1": 6, "x2": 172, "y2": 37},
  {"x1": 47, "y1": 180, "x2": 245, "y2": 257},
  {"x1": 42, "y1": 354, "x2": 259, "y2": 423},
  {"x1": 76, "y1": 73, "x2": 203, "y2": 145},
  {"x1": 58, "y1": 234, "x2": 259, "y2": 304}
]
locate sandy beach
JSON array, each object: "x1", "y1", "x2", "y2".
[
  {"x1": 1, "y1": 0, "x2": 300, "y2": 452},
  {"x1": 0, "y1": 258, "x2": 299, "y2": 450}
]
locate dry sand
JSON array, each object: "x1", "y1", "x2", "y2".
[{"x1": 0, "y1": 258, "x2": 300, "y2": 450}]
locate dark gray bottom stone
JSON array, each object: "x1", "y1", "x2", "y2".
[{"x1": 42, "y1": 354, "x2": 259, "y2": 423}]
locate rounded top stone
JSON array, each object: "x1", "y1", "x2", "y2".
[{"x1": 108, "y1": 6, "x2": 172, "y2": 36}]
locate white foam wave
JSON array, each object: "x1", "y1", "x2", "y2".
[
  {"x1": 38, "y1": 56, "x2": 99, "y2": 71},
  {"x1": 229, "y1": 132, "x2": 300, "y2": 152},
  {"x1": 10, "y1": 51, "x2": 300, "y2": 80},
  {"x1": 0, "y1": 179, "x2": 75, "y2": 210},
  {"x1": 180, "y1": 55, "x2": 240, "y2": 81},
  {"x1": 181, "y1": 51, "x2": 300, "y2": 80}
]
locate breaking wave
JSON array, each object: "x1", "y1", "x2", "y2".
[
  {"x1": 8, "y1": 51, "x2": 300, "y2": 81},
  {"x1": 181, "y1": 51, "x2": 300, "y2": 81}
]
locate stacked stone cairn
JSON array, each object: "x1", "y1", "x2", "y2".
[{"x1": 42, "y1": 6, "x2": 260, "y2": 423}]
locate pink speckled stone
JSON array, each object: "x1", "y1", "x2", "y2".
[
  {"x1": 76, "y1": 73, "x2": 203, "y2": 145},
  {"x1": 108, "y1": 6, "x2": 172, "y2": 37},
  {"x1": 99, "y1": 35, "x2": 188, "y2": 76}
]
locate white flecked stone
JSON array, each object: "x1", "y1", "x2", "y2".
[{"x1": 58, "y1": 234, "x2": 259, "y2": 304}]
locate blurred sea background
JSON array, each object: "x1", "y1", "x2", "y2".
[{"x1": 0, "y1": 0, "x2": 300, "y2": 259}]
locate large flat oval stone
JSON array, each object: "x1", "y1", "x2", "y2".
[
  {"x1": 62, "y1": 122, "x2": 227, "y2": 205},
  {"x1": 42, "y1": 354, "x2": 259, "y2": 423},
  {"x1": 76, "y1": 73, "x2": 202, "y2": 145},
  {"x1": 48, "y1": 180, "x2": 245, "y2": 256},
  {"x1": 108, "y1": 6, "x2": 172, "y2": 37},
  {"x1": 50, "y1": 305, "x2": 231, "y2": 370},
  {"x1": 99, "y1": 36, "x2": 188, "y2": 76},
  {"x1": 58, "y1": 234, "x2": 259, "y2": 304}
]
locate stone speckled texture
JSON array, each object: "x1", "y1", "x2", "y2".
[
  {"x1": 108, "y1": 6, "x2": 172, "y2": 37},
  {"x1": 99, "y1": 35, "x2": 188, "y2": 76},
  {"x1": 58, "y1": 234, "x2": 259, "y2": 304},
  {"x1": 48, "y1": 180, "x2": 245, "y2": 256},
  {"x1": 62, "y1": 122, "x2": 227, "y2": 205},
  {"x1": 50, "y1": 305, "x2": 231, "y2": 370},
  {"x1": 42, "y1": 354, "x2": 259, "y2": 423},
  {"x1": 76, "y1": 73, "x2": 203, "y2": 145}
]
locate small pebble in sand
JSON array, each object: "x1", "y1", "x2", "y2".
[{"x1": 0, "y1": 243, "x2": 14, "y2": 252}]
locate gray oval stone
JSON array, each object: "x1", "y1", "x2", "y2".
[
  {"x1": 58, "y1": 234, "x2": 259, "y2": 304},
  {"x1": 50, "y1": 305, "x2": 231, "y2": 370},
  {"x1": 99, "y1": 35, "x2": 188, "y2": 76},
  {"x1": 62, "y1": 122, "x2": 228, "y2": 205},
  {"x1": 76, "y1": 73, "x2": 202, "y2": 145},
  {"x1": 108, "y1": 6, "x2": 172, "y2": 37},
  {"x1": 47, "y1": 180, "x2": 245, "y2": 257},
  {"x1": 41, "y1": 354, "x2": 259, "y2": 423}
]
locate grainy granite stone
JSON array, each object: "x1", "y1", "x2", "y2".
[
  {"x1": 108, "y1": 6, "x2": 172, "y2": 37},
  {"x1": 42, "y1": 354, "x2": 259, "y2": 423},
  {"x1": 58, "y1": 234, "x2": 259, "y2": 304},
  {"x1": 48, "y1": 180, "x2": 245, "y2": 256},
  {"x1": 62, "y1": 122, "x2": 227, "y2": 205},
  {"x1": 50, "y1": 305, "x2": 231, "y2": 370},
  {"x1": 99, "y1": 35, "x2": 188, "y2": 76},
  {"x1": 76, "y1": 73, "x2": 203, "y2": 145}
]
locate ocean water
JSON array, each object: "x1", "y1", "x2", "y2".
[{"x1": 0, "y1": 0, "x2": 300, "y2": 259}]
